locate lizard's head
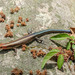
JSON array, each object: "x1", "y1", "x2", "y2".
[{"x1": 0, "y1": 43, "x2": 7, "y2": 49}]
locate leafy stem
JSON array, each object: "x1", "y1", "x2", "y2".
[{"x1": 41, "y1": 33, "x2": 75, "y2": 69}]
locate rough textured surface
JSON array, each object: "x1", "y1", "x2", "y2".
[{"x1": 0, "y1": 0, "x2": 75, "y2": 75}]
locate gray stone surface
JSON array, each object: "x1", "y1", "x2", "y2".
[{"x1": 0, "y1": 0, "x2": 75, "y2": 75}]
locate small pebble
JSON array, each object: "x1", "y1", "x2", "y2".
[
  {"x1": 29, "y1": 70, "x2": 33, "y2": 75},
  {"x1": 21, "y1": 22, "x2": 26, "y2": 26},
  {"x1": 19, "y1": 16, "x2": 22, "y2": 21},
  {"x1": 10, "y1": 21, "x2": 14, "y2": 24},
  {"x1": 5, "y1": 31, "x2": 13, "y2": 37},
  {"x1": 26, "y1": 18, "x2": 29, "y2": 22},
  {"x1": 11, "y1": 68, "x2": 23, "y2": 75},
  {"x1": 10, "y1": 24, "x2": 14, "y2": 29},
  {"x1": 10, "y1": 8, "x2": 14, "y2": 14},
  {"x1": 16, "y1": 24, "x2": 19, "y2": 27},
  {"x1": 5, "y1": 24, "x2": 10, "y2": 31},
  {"x1": 18, "y1": 20, "x2": 21, "y2": 23}
]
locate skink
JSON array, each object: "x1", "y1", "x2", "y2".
[{"x1": 0, "y1": 29, "x2": 71, "y2": 50}]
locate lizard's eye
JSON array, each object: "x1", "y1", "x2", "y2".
[
  {"x1": 0, "y1": 43, "x2": 3, "y2": 49},
  {"x1": 0, "y1": 46, "x2": 2, "y2": 49}
]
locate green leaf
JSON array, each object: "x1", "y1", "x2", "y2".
[
  {"x1": 69, "y1": 60, "x2": 72, "y2": 65},
  {"x1": 72, "y1": 44, "x2": 75, "y2": 49},
  {"x1": 57, "y1": 54, "x2": 64, "y2": 69},
  {"x1": 72, "y1": 44, "x2": 75, "y2": 59},
  {"x1": 66, "y1": 42, "x2": 71, "y2": 50},
  {"x1": 67, "y1": 41, "x2": 74, "y2": 50},
  {"x1": 70, "y1": 41, "x2": 74, "y2": 43},
  {"x1": 50, "y1": 33, "x2": 70, "y2": 40},
  {"x1": 70, "y1": 36, "x2": 75, "y2": 40},
  {"x1": 41, "y1": 49, "x2": 60, "y2": 69}
]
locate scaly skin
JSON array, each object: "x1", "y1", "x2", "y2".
[{"x1": 0, "y1": 29, "x2": 71, "y2": 49}]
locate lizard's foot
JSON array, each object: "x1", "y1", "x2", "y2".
[
  {"x1": 13, "y1": 48, "x2": 17, "y2": 56},
  {"x1": 35, "y1": 37, "x2": 47, "y2": 45}
]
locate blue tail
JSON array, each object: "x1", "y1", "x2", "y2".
[{"x1": 32, "y1": 29, "x2": 71, "y2": 36}]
